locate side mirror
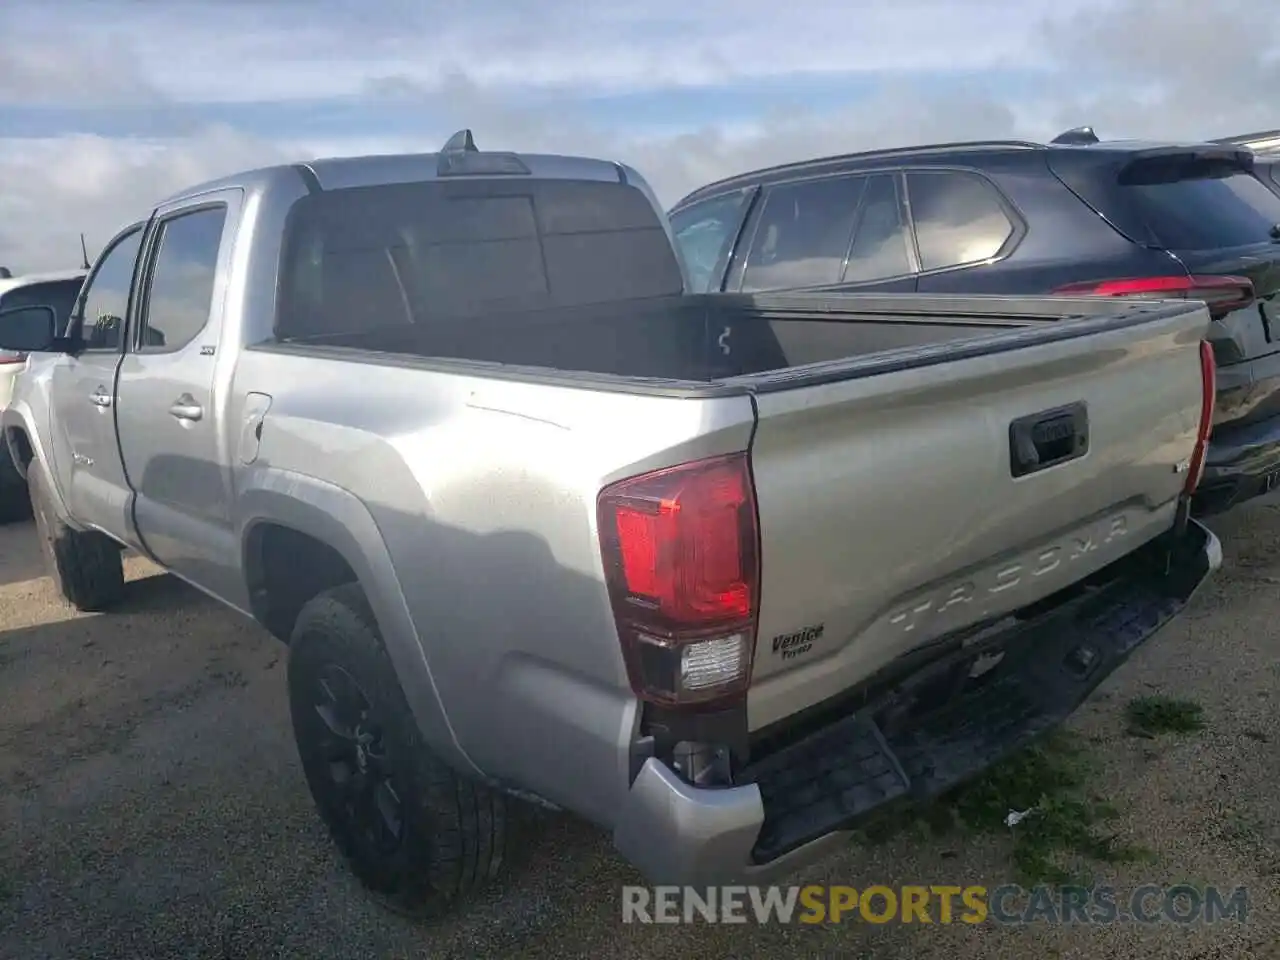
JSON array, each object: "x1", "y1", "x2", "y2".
[{"x1": 0, "y1": 304, "x2": 58, "y2": 354}]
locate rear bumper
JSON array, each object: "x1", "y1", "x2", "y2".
[
  {"x1": 1194, "y1": 413, "x2": 1280, "y2": 515},
  {"x1": 612, "y1": 518, "x2": 1220, "y2": 885}
]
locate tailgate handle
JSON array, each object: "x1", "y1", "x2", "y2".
[{"x1": 1009, "y1": 402, "x2": 1089, "y2": 477}]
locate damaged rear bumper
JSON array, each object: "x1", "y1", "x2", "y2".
[{"x1": 613, "y1": 518, "x2": 1221, "y2": 885}]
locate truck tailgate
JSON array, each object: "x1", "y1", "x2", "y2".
[{"x1": 745, "y1": 300, "x2": 1211, "y2": 731}]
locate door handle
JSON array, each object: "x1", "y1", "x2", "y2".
[
  {"x1": 89, "y1": 388, "x2": 112, "y2": 408},
  {"x1": 169, "y1": 394, "x2": 203, "y2": 422},
  {"x1": 1008, "y1": 402, "x2": 1089, "y2": 478}
]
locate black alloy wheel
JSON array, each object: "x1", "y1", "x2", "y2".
[{"x1": 303, "y1": 662, "x2": 405, "y2": 859}]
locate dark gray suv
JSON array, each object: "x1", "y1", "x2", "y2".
[{"x1": 669, "y1": 129, "x2": 1280, "y2": 517}]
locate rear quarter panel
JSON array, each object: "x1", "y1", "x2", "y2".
[{"x1": 231, "y1": 349, "x2": 756, "y2": 824}]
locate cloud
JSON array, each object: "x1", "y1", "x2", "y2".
[
  {"x1": 0, "y1": 0, "x2": 1276, "y2": 274},
  {"x1": 0, "y1": 127, "x2": 290, "y2": 272},
  {"x1": 1, "y1": 0, "x2": 1100, "y2": 104}
]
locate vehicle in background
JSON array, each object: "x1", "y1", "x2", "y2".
[
  {"x1": 0, "y1": 268, "x2": 86, "y2": 520},
  {"x1": 1213, "y1": 129, "x2": 1280, "y2": 198},
  {"x1": 0, "y1": 134, "x2": 1220, "y2": 918},
  {"x1": 668, "y1": 127, "x2": 1280, "y2": 516},
  {"x1": 1212, "y1": 128, "x2": 1280, "y2": 154}
]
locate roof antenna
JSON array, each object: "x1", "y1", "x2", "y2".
[
  {"x1": 1051, "y1": 126, "x2": 1099, "y2": 146},
  {"x1": 441, "y1": 129, "x2": 478, "y2": 153},
  {"x1": 0, "y1": 267, "x2": 10, "y2": 279},
  {"x1": 79, "y1": 233, "x2": 91, "y2": 271}
]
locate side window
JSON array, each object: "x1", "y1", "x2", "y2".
[
  {"x1": 741, "y1": 175, "x2": 867, "y2": 292},
  {"x1": 842, "y1": 174, "x2": 913, "y2": 283},
  {"x1": 906, "y1": 171, "x2": 1015, "y2": 272},
  {"x1": 138, "y1": 206, "x2": 227, "y2": 353},
  {"x1": 78, "y1": 227, "x2": 144, "y2": 351},
  {"x1": 669, "y1": 191, "x2": 749, "y2": 293}
]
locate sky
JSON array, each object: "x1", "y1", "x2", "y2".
[{"x1": 0, "y1": 0, "x2": 1276, "y2": 271}]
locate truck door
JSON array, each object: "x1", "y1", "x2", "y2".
[
  {"x1": 114, "y1": 189, "x2": 243, "y2": 598},
  {"x1": 47, "y1": 223, "x2": 145, "y2": 545}
]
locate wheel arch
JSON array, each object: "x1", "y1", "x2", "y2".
[{"x1": 236, "y1": 470, "x2": 476, "y2": 776}]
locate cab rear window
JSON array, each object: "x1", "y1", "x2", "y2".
[{"x1": 275, "y1": 178, "x2": 683, "y2": 341}]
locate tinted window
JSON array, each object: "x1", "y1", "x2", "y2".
[
  {"x1": 0, "y1": 278, "x2": 84, "y2": 330},
  {"x1": 78, "y1": 227, "x2": 144, "y2": 350},
  {"x1": 669, "y1": 192, "x2": 749, "y2": 293},
  {"x1": 907, "y1": 171, "x2": 1015, "y2": 271},
  {"x1": 1122, "y1": 165, "x2": 1280, "y2": 250},
  {"x1": 741, "y1": 176, "x2": 866, "y2": 292},
  {"x1": 277, "y1": 179, "x2": 683, "y2": 340},
  {"x1": 139, "y1": 207, "x2": 226, "y2": 352},
  {"x1": 843, "y1": 174, "x2": 913, "y2": 283}
]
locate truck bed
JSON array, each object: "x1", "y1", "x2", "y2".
[{"x1": 274, "y1": 289, "x2": 1176, "y2": 388}]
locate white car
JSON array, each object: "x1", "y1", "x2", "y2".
[{"x1": 0, "y1": 268, "x2": 86, "y2": 520}]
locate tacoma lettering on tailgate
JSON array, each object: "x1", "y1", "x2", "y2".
[{"x1": 887, "y1": 515, "x2": 1129, "y2": 635}]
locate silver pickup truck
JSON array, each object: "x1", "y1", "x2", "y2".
[{"x1": 0, "y1": 132, "x2": 1221, "y2": 918}]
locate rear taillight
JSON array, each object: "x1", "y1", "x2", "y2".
[
  {"x1": 1052, "y1": 275, "x2": 1255, "y2": 320},
  {"x1": 1184, "y1": 340, "x2": 1217, "y2": 496},
  {"x1": 0, "y1": 351, "x2": 26, "y2": 365},
  {"x1": 597, "y1": 452, "x2": 760, "y2": 707}
]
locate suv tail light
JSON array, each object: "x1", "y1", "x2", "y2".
[
  {"x1": 0, "y1": 350, "x2": 26, "y2": 365},
  {"x1": 1052, "y1": 275, "x2": 1255, "y2": 320},
  {"x1": 597, "y1": 452, "x2": 760, "y2": 707},
  {"x1": 1184, "y1": 340, "x2": 1217, "y2": 496}
]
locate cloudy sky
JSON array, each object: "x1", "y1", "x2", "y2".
[{"x1": 0, "y1": 0, "x2": 1275, "y2": 271}]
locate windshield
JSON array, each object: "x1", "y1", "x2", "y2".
[{"x1": 669, "y1": 191, "x2": 749, "y2": 293}]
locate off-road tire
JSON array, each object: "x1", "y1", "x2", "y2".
[
  {"x1": 287, "y1": 583, "x2": 507, "y2": 919},
  {"x1": 28, "y1": 461, "x2": 124, "y2": 611},
  {"x1": 0, "y1": 479, "x2": 32, "y2": 524}
]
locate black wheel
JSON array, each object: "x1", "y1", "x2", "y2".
[
  {"x1": 28, "y1": 461, "x2": 124, "y2": 611},
  {"x1": 0, "y1": 445, "x2": 31, "y2": 524},
  {"x1": 0, "y1": 479, "x2": 32, "y2": 524},
  {"x1": 287, "y1": 583, "x2": 507, "y2": 919}
]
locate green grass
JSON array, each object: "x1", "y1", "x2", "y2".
[
  {"x1": 1125, "y1": 696, "x2": 1206, "y2": 738},
  {"x1": 853, "y1": 731, "x2": 1150, "y2": 885}
]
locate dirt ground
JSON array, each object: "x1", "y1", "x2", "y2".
[{"x1": 1, "y1": 500, "x2": 1279, "y2": 960}]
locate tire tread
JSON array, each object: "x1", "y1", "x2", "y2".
[
  {"x1": 29, "y1": 464, "x2": 124, "y2": 611},
  {"x1": 288, "y1": 582, "x2": 506, "y2": 919}
]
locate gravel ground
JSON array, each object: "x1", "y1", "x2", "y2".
[{"x1": 1, "y1": 501, "x2": 1279, "y2": 960}]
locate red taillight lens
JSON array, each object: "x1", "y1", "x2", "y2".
[
  {"x1": 0, "y1": 350, "x2": 26, "y2": 365},
  {"x1": 597, "y1": 452, "x2": 760, "y2": 707},
  {"x1": 1184, "y1": 340, "x2": 1217, "y2": 495},
  {"x1": 1052, "y1": 274, "x2": 1255, "y2": 320}
]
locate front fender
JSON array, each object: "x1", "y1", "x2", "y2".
[
  {"x1": 2, "y1": 354, "x2": 83, "y2": 524},
  {"x1": 1, "y1": 407, "x2": 28, "y2": 479},
  {"x1": 236, "y1": 467, "x2": 478, "y2": 778},
  {"x1": 2, "y1": 401, "x2": 75, "y2": 524}
]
